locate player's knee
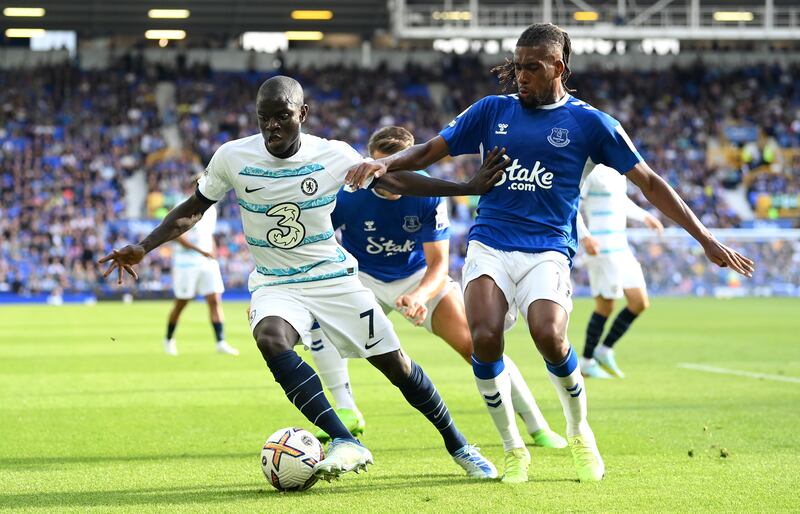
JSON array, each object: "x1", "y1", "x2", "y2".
[
  {"x1": 470, "y1": 324, "x2": 503, "y2": 349},
  {"x1": 627, "y1": 295, "x2": 649, "y2": 314},
  {"x1": 530, "y1": 321, "x2": 567, "y2": 356},
  {"x1": 253, "y1": 321, "x2": 295, "y2": 361}
]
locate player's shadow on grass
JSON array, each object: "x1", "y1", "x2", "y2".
[
  {"x1": 0, "y1": 451, "x2": 254, "y2": 470},
  {"x1": 0, "y1": 475, "x2": 511, "y2": 509}
]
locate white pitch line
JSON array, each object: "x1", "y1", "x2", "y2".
[{"x1": 677, "y1": 363, "x2": 800, "y2": 384}]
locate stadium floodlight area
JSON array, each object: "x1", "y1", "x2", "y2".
[{"x1": 392, "y1": 0, "x2": 800, "y2": 40}]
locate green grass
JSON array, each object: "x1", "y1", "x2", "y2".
[{"x1": 1, "y1": 297, "x2": 799, "y2": 512}]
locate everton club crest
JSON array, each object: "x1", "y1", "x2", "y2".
[
  {"x1": 402, "y1": 216, "x2": 421, "y2": 233},
  {"x1": 547, "y1": 127, "x2": 570, "y2": 148}
]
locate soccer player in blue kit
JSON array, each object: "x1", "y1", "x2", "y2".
[
  {"x1": 311, "y1": 126, "x2": 566, "y2": 450},
  {"x1": 346, "y1": 24, "x2": 754, "y2": 483}
]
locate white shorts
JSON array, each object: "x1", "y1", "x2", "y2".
[
  {"x1": 586, "y1": 252, "x2": 646, "y2": 299},
  {"x1": 172, "y1": 261, "x2": 225, "y2": 299},
  {"x1": 248, "y1": 277, "x2": 402, "y2": 359},
  {"x1": 358, "y1": 268, "x2": 456, "y2": 333},
  {"x1": 462, "y1": 241, "x2": 573, "y2": 331}
]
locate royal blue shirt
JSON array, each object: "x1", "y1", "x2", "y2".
[
  {"x1": 333, "y1": 177, "x2": 451, "y2": 282},
  {"x1": 439, "y1": 93, "x2": 643, "y2": 260}
]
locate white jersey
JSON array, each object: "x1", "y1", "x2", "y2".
[
  {"x1": 577, "y1": 164, "x2": 649, "y2": 255},
  {"x1": 198, "y1": 133, "x2": 364, "y2": 292},
  {"x1": 173, "y1": 205, "x2": 217, "y2": 268}
]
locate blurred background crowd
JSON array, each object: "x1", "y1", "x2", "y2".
[{"x1": 2, "y1": 58, "x2": 799, "y2": 298}]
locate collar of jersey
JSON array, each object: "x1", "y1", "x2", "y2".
[{"x1": 536, "y1": 94, "x2": 571, "y2": 110}]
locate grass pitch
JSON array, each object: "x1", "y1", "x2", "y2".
[{"x1": 1, "y1": 297, "x2": 798, "y2": 512}]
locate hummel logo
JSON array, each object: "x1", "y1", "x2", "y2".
[
  {"x1": 245, "y1": 186, "x2": 265, "y2": 193},
  {"x1": 364, "y1": 338, "x2": 383, "y2": 350},
  {"x1": 364, "y1": 220, "x2": 376, "y2": 232},
  {"x1": 495, "y1": 123, "x2": 509, "y2": 135}
]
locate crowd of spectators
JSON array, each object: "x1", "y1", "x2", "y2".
[{"x1": 1, "y1": 58, "x2": 798, "y2": 298}]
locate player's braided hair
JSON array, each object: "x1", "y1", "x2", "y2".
[
  {"x1": 491, "y1": 23, "x2": 574, "y2": 93},
  {"x1": 368, "y1": 126, "x2": 415, "y2": 156}
]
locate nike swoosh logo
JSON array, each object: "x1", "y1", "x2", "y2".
[
  {"x1": 245, "y1": 186, "x2": 265, "y2": 193},
  {"x1": 364, "y1": 338, "x2": 383, "y2": 350}
]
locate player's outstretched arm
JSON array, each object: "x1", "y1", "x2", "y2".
[
  {"x1": 626, "y1": 163, "x2": 754, "y2": 277},
  {"x1": 98, "y1": 193, "x2": 211, "y2": 284},
  {"x1": 372, "y1": 146, "x2": 508, "y2": 197},
  {"x1": 345, "y1": 136, "x2": 451, "y2": 189}
]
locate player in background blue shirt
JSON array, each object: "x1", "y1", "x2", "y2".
[
  {"x1": 310, "y1": 127, "x2": 567, "y2": 451},
  {"x1": 345, "y1": 24, "x2": 754, "y2": 483}
]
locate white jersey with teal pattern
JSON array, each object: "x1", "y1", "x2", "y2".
[
  {"x1": 198, "y1": 133, "x2": 364, "y2": 292},
  {"x1": 578, "y1": 164, "x2": 649, "y2": 255}
]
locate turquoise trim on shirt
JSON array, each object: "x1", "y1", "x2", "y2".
[
  {"x1": 255, "y1": 248, "x2": 346, "y2": 277},
  {"x1": 250, "y1": 267, "x2": 356, "y2": 291},
  {"x1": 590, "y1": 229, "x2": 625, "y2": 235},
  {"x1": 239, "y1": 163, "x2": 324, "y2": 178},
  {"x1": 246, "y1": 230, "x2": 335, "y2": 248},
  {"x1": 589, "y1": 210, "x2": 614, "y2": 216},
  {"x1": 599, "y1": 247, "x2": 629, "y2": 254},
  {"x1": 587, "y1": 191, "x2": 612, "y2": 197},
  {"x1": 238, "y1": 194, "x2": 336, "y2": 213}
]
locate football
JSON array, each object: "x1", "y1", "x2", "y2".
[{"x1": 261, "y1": 427, "x2": 325, "y2": 492}]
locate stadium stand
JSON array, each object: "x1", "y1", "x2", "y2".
[{"x1": 1, "y1": 59, "x2": 798, "y2": 297}]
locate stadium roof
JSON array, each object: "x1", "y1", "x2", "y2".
[{"x1": 1, "y1": 1, "x2": 389, "y2": 36}]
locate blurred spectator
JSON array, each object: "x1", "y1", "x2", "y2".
[{"x1": 1, "y1": 60, "x2": 798, "y2": 296}]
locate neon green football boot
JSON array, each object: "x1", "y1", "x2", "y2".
[
  {"x1": 530, "y1": 428, "x2": 568, "y2": 449},
  {"x1": 315, "y1": 408, "x2": 366, "y2": 443},
  {"x1": 501, "y1": 447, "x2": 531, "y2": 484},
  {"x1": 569, "y1": 434, "x2": 605, "y2": 482}
]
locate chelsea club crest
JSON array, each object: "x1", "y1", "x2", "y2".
[
  {"x1": 547, "y1": 127, "x2": 570, "y2": 148},
  {"x1": 300, "y1": 177, "x2": 318, "y2": 196},
  {"x1": 402, "y1": 216, "x2": 421, "y2": 233}
]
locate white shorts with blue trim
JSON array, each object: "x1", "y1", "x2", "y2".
[
  {"x1": 172, "y1": 260, "x2": 225, "y2": 299},
  {"x1": 585, "y1": 251, "x2": 646, "y2": 300},
  {"x1": 462, "y1": 241, "x2": 573, "y2": 331},
  {"x1": 248, "y1": 276, "x2": 401, "y2": 359}
]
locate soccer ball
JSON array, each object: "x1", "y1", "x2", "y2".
[{"x1": 261, "y1": 427, "x2": 325, "y2": 492}]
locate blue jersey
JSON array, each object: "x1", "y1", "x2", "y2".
[
  {"x1": 439, "y1": 94, "x2": 643, "y2": 260},
  {"x1": 333, "y1": 179, "x2": 451, "y2": 282}
]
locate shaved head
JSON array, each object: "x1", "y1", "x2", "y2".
[
  {"x1": 255, "y1": 76, "x2": 309, "y2": 158},
  {"x1": 257, "y1": 76, "x2": 304, "y2": 107}
]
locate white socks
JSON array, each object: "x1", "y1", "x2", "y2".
[
  {"x1": 503, "y1": 355, "x2": 549, "y2": 435},
  {"x1": 545, "y1": 346, "x2": 589, "y2": 437},
  {"x1": 309, "y1": 328, "x2": 357, "y2": 411},
  {"x1": 472, "y1": 356, "x2": 525, "y2": 451}
]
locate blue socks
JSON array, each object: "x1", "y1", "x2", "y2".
[
  {"x1": 398, "y1": 361, "x2": 467, "y2": 455},
  {"x1": 267, "y1": 350, "x2": 354, "y2": 441},
  {"x1": 212, "y1": 321, "x2": 224, "y2": 342},
  {"x1": 602, "y1": 308, "x2": 638, "y2": 348}
]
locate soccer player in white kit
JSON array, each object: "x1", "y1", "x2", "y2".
[
  {"x1": 164, "y1": 179, "x2": 239, "y2": 356},
  {"x1": 98, "y1": 76, "x2": 506, "y2": 482},
  {"x1": 576, "y1": 164, "x2": 663, "y2": 378}
]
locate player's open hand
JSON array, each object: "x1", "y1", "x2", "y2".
[
  {"x1": 396, "y1": 294, "x2": 428, "y2": 326},
  {"x1": 98, "y1": 244, "x2": 146, "y2": 285},
  {"x1": 702, "y1": 238, "x2": 755, "y2": 278},
  {"x1": 345, "y1": 161, "x2": 387, "y2": 191},
  {"x1": 582, "y1": 235, "x2": 600, "y2": 256},
  {"x1": 468, "y1": 146, "x2": 508, "y2": 194},
  {"x1": 644, "y1": 214, "x2": 664, "y2": 235}
]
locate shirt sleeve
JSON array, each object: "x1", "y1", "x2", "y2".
[
  {"x1": 197, "y1": 145, "x2": 233, "y2": 202},
  {"x1": 328, "y1": 141, "x2": 367, "y2": 186},
  {"x1": 624, "y1": 196, "x2": 650, "y2": 222},
  {"x1": 418, "y1": 197, "x2": 451, "y2": 243},
  {"x1": 439, "y1": 97, "x2": 491, "y2": 156},
  {"x1": 588, "y1": 112, "x2": 643, "y2": 175}
]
